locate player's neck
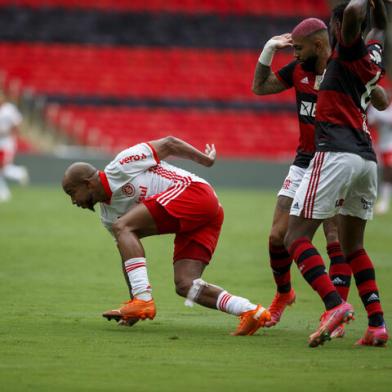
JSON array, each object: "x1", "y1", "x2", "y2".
[{"x1": 315, "y1": 51, "x2": 329, "y2": 75}]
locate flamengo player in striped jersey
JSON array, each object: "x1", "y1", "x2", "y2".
[
  {"x1": 62, "y1": 136, "x2": 271, "y2": 335},
  {"x1": 252, "y1": 18, "x2": 353, "y2": 335},
  {"x1": 368, "y1": 83, "x2": 392, "y2": 215},
  {"x1": 284, "y1": 0, "x2": 389, "y2": 347}
]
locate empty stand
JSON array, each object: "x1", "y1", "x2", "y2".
[
  {"x1": 0, "y1": 43, "x2": 295, "y2": 103},
  {"x1": 0, "y1": 0, "x2": 330, "y2": 17},
  {"x1": 46, "y1": 105, "x2": 300, "y2": 159},
  {"x1": 0, "y1": 1, "x2": 329, "y2": 159}
]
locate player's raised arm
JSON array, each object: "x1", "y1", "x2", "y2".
[
  {"x1": 341, "y1": 0, "x2": 369, "y2": 46},
  {"x1": 366, "y1": 0, "x2": 388, "y2": 44},
  {"x1": 149, "y1": 136, "x2": 216, "y2": 167},
  {"x1": 252, "y1": 34, "x2": 292, "y2": 95}
]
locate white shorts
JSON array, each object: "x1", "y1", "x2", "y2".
[
  {"x1": 277, "y1": 165, "x2": 306, "y2": 199},
  {"x1": 290, "y1": 152, "x2": 377, "y2": 220},
  {"x1": 0, "y1": 136, "x2": 16, "y2": 168}
]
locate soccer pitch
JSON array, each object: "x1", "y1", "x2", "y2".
[{"x1": 1, "y1": 186, "x2": 391, "y2": 392}]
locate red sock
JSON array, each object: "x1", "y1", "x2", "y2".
[
  {"x1": 327, "y1": 241, "x2": 352, "y2": 301},
  {"x1": 269, "y1": 242, "x2": 292, "y2": 293},
  {"x1": 289, "y1": 237, "x2": 341, "y2": 309},
  {"x1": 347, "y1": 249, "x2": 384, "y2": 326}
]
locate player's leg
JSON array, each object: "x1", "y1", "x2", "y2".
[
  {"x1": 338, "y1": 160, "x2": 388, "y2": 346},
  {"x1": 375, "y1": 152, "x2": 392, "y2": 215},
  {"x1": 102, "y1": 203, "x2": 160, "y2": 323},
  {"x1": 3, "y1": 164, "x2": 29, "y2": 185},
  {"x1": 285, "y1": 152, "x2": 355, "y2": 346},
  {"x1": 269, "y1": 196, "x2": 293, "y2": 292},
  {"x1": 0, "y1": 151, "x2": 11, "y2": 202},
  {"x1": 339, "y1": 215, "x2": 387, "y2": 346},
  {"x1": 323, "y1": 217, "x2": 352, "y2": 302},
  {"x1": 266, "y1": 195, "x2": 296, "y2": 327},
  {"x1": 173, "y1": 255, "x2": 270, "y2": 336},
  {"x1": 322, "y1": 216, "x2": 352, "y2": 338},
  {"x1": 376, "y1": 169, "x2": 392, "y2": 215},
  {"x1": 172, "y1": 198, "x2": 270, "y2": 336},
  {"x1": 266, "y1": 165, "x2": 307, "y2": 326}
]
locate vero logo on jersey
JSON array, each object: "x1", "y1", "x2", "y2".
[
  {"x1": 300, "y1": 101, "x2": 316, "y2": 117},
  {"x1": 119, "y1": 153, "x2": 147, "y2": 165}
]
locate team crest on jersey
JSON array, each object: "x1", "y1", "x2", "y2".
[{"x1": 122, "y1": 183, "x2": 135, "y2": 197}]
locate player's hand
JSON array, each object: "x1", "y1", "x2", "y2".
[
  {"x1": 269, "y1": 33, "x2": 293, "y2": 50},
  {"x1": 204, "y1": 143, "x2": 216, "y2": 166}
]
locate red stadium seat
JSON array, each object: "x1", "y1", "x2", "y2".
[
  {"x1": 0, "y1": 0, "x2": 330, "y2": 17},
  {"x1": 0, "y1": 43, "x2": 295, "y2": 103},
  {"x1": 45, "y1": 105, "x2": 300, "y2": 159}
]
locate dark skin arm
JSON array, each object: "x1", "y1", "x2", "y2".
[
  {"x1": 366, "y1": 0, "x2": 388, "y2": 43},
  {"x1": 341, "y1": 0, "x2": 368, "y2": 46},
  {"x1": 252, "y1": 63, "x2": 286, "y2": 95},
  {"x1": 252, "y1": 33, "x2": 292, "y2": 95},
  {"x1": 149, "y1": 136, "x2": 216, "y2": 167}
]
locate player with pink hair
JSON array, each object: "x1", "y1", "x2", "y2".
[
  {"x1": 252, "y1": 12, "x2": 388, "y2": 342},
  {"x1": 253, "y1": 17, "x2": 350, "y2": 336}
]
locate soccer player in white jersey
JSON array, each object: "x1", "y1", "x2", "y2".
[
  {"x1": 0, "y1": 91, "x2": 29, "y2": 201},
  {"x1": 62, "y1": 136, "x2": 271, "y2": 335},
  {"x1": 368, "y1": 92, "x2": 392, "y2": 215}
]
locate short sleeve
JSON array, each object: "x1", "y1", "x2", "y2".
[
  {"x1": 275, "y1": 61, "x2": 297, "y2": 88},
  {"x1": 336, "y1": 34, "x2": 368, "y2": 62},
  {"x1": 367, "y1": 42, "x2": 384, "y2": 69},
  {"x1": 105, "y1": 143, "x2": 160, "y2": 186}
]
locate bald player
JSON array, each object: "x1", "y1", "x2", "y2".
[
  {"x1": 62, "y1": 136, "x2": 271, "y2": 335},
  {"x1": 252, "y1": 18, "x2": 351, "y2": 334}
]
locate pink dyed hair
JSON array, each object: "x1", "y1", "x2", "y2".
[{"x1": 292, "y1": 18, "x2": 328, "y2": 39}]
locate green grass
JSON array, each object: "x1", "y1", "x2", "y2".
[{"x1": 1, "y1": 186, "x2": 391, "y2": 392}]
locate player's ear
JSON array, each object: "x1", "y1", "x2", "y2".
[{"x1": 84, "y1": 176, "x2": 95, "y2": 189}]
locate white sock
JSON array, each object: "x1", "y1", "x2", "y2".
[
  {"x1": 124, "y1": 257, "x2": 152, "y2": 301},
  {"x1": 380, "y1": 183, "x2": 392, "y2": 205},
  {"x1": 216, "y1": 291, "x2": 257, "y2": 316}
]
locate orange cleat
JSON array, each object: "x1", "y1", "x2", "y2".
[
  {"x1": 102, "y1": 298, "x2": 156, "y2": 322},
  {"x1": 231, "y1": 305, "x2": 271, "y2": 336},
  {"x1": 356, "y1": 325, "x2": 388, "y2": 347},
  {"x1": 309, "y1": 302, "x2": 354, "y2": 348},
  {"x1": 265, "y1": 289, "x2": 296, "y2": 327}
]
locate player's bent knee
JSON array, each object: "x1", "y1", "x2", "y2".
[
  {"x1": 112, "y1": 218, "x2": 135, "y2": 239},
  {"x1": 175, "y1": 280, "x2": 193, "y2": 298}
]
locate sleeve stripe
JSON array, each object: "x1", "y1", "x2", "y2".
[{"x1": 146, "y1": 142, "x2": 160, "y2": 164}]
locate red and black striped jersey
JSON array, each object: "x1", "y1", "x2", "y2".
[
  {"x1": 315, "y1": 35, "x2": 384, "y2": 162},
  {"x1": 276, "y1": 61, "x2": 324, "y2": 168}
]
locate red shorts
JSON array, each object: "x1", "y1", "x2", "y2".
[
  {"x1": 143, "y1": 182, "x2": 224, "y2": 264},
  {"x1": 381, "y1": 151, "x2": 392, "y2": 168}
]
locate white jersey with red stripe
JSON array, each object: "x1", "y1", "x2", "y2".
[
  {"x1": 0, "y1": 102, "x2": 22, "y2": 150},
  {"x1": 99, "y1": 142, "x2": 208, "y2": 232},
  {"x1": 368, "y1": 104, "x2": 392, "y2": 153}
]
